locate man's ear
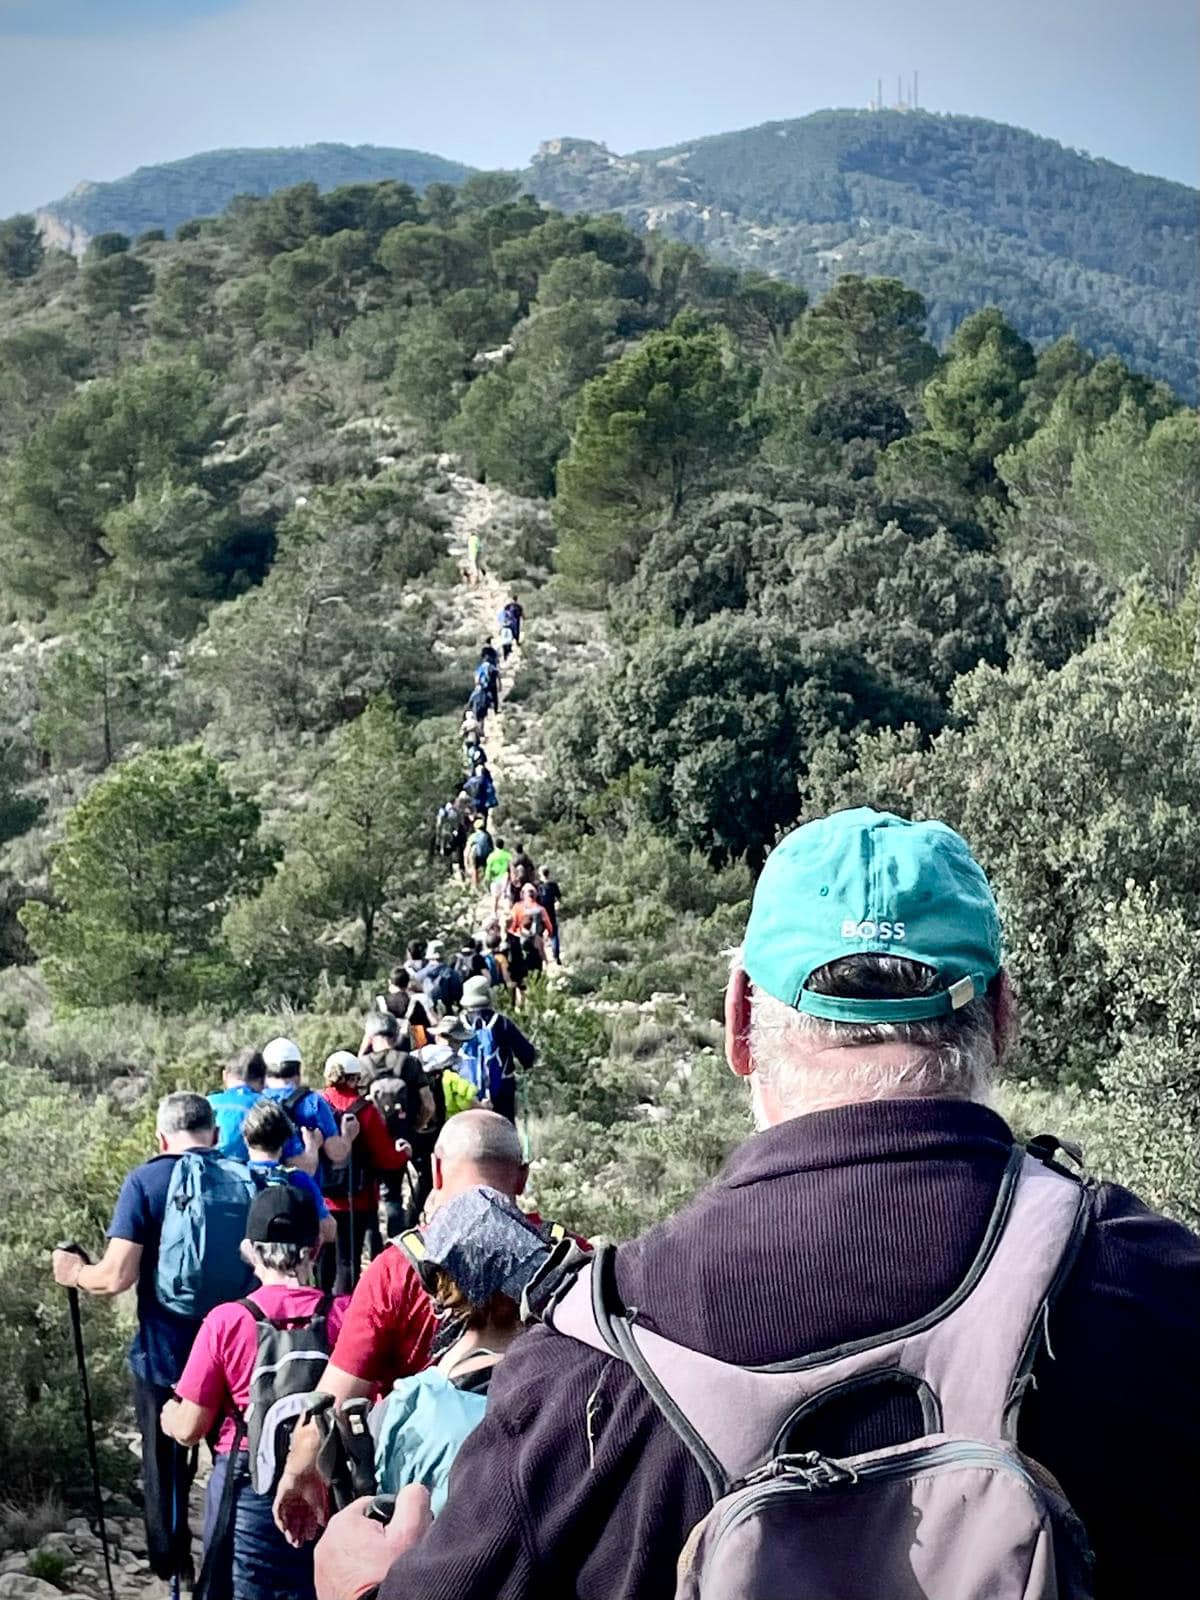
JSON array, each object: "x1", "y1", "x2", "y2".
[
  {"x1": 432, "y1": 1154, "x2": 444, "y2": 1192},
  {"x1": 156, "y1": 1132, "x2": 168, "y2": 1153},
  {"x1": 726, "y1": 964, "x2": 754, "y2": 1080},
  {"x1": 993, "y1": 968, "x2": 1020, "y2": 1065}
]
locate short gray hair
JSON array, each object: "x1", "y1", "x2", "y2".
[
  {"x1": 156, "y1": 1092, "x2": 215, "y2": 1138},
  {"x1": 434, "y1": 1108, "x2": 524, "y2": 1172},
  {"x1": 746, "y1": 953, "x2": 1000, "y2": 1120}
]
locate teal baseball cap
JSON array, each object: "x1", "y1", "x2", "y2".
[{"x1": 742, "y1": 807, "x2": 1002, "y2": 1023}]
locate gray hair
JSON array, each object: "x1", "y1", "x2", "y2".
[
  {"x1": 252, "y1": 1242, "x2": 308, "y2": 1273},
  {"x1": 434, "y1": 1108, "x2": 524, "y2": 1172},
  {"x1": 156, "y1": 1092, "x2": 215, "y2": 1138},
  {"x1": 744, "y1": 952, "x2": 1000, "y2": 1122}
]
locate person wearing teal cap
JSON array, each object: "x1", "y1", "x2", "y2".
[
  {"x1": 727, "y1": 806, "x2": 1014, "y2": 1126},
  {"x1": 311, "y1": 806, "x2": 1200, "y2": 1600}
]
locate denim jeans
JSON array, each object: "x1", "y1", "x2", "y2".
[{"x1": 204, "y1": 1451, "x2": 316, "y2": 1600}]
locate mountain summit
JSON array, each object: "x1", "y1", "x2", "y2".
[{"x1": 525, "y1": 110, "x2": 1198, "y2": 397}]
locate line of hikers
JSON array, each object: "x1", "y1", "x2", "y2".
[
  {"x1": 433, "y1": 596, "x2": 565, "y2": 975},
  {"x1": 52, "y1": 806, "x2": 1200, "y2": 1599},
  {"x1": 51, "y1": 946, "x2": 539, "y2": 1598}
]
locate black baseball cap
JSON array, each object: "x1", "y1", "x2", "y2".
[{"x1": 247, "y1": 1181, "x2": 319, "y2": 1247}]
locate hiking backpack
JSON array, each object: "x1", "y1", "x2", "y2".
[
  {"x1": 542, "y1": 1142, "x2": 1096, "y2": 1600},
  {"x1": 459, "y1": 1012, "x2": 507, "y2": 1105},
  {"x1": 241, "y1": 1293, "x2": 335, "y2": 1494},
  {"x1": 428, "y1": 964, "x2": 464, "y2": 1011},
  {"x1": 155, "y1": 1150, "x2": 258, "y2": 1320},
  {"x1": 319, "y1": 1096, "x2": 372, "y2": 1200}
]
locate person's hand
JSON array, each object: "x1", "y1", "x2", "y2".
[
  {"x1": 341, "y1": 1112, "x2": 360, "y2": 1142},
  {"x1": 303, "y1": 1126, "x2": 324, "y2": 1153},
  {"x1": 52, "y1": 1248, "x2": 86, "y2": 1288},
  {"x1": 273, "y1": 1413, "x2": 329, "y2": 1548},
  {"x1": 393, "y1": 1139, "x2": 411, "y2": 1159},
  {"x1": 314, "y1": 1489, "x2": 432, "y2": 1600},
  {"x1": 160, "y1": 1399, "x2": 181, "y2": 1440}
]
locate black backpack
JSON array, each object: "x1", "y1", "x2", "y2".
[{"x1": 320, "y1": 1096, "x2": 372, "y2": 1200}]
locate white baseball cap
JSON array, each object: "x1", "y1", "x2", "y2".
[{"x1": 262, "y1": 1036, "x2": 302, "y2": 1070}]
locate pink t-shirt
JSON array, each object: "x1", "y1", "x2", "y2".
[{"x1": 176, "y1": 1285, "x2": 349, "y2": 1453}]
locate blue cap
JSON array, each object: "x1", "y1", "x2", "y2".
[{"x1": 742, "y1": 808, "x2": 1002, "y2": 1023}]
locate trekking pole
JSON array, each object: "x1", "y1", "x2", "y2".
[
  {"x1": 169, "y1": 1448, "x2": 181, "y2": 1600},
  {"x1": 56, "y1": 1242, "x2": 117, "y2": 1600}
]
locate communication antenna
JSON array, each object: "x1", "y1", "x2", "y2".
[{"x1": 914, "y1": 71, "x2": 920, "y2": 109}]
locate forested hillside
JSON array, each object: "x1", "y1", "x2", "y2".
[
  {"x1": 36, "y1": 142, "x2": 474, "y2": 255},
  {"x1": 0, "y1": 168, "x2": 1199, "y2": 1517},
  {"x1": 529, "y1": 110, "x2": 1200, "y2": 398}
]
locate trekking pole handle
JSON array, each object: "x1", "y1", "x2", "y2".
[
  {"x1": 365, "y1": 1495, "x2": 396, "y2": 1525},
  {"x1": 55, "y1": 1240, "x2": 92, "y2": 1263},
  {"x1": 302, "y1": 1392, "x2": 335, "y2": 1422}
]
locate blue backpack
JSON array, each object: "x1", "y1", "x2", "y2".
[
  {"x1": 155, "y1": 1150, "x2": 258, "y2": 1320},
  {"x1": 459, "y1": 1013, "x2": 507, "y2": 1105}
]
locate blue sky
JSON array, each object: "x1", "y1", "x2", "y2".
[{"x1": 0, "y1": 0, "x2": 1196, "y2": 216}]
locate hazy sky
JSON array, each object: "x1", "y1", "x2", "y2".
[{"x1": 1, "y1": 0, "x2": 1197, "y2": 216}]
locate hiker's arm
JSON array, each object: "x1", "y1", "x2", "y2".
[
  {"x1": 508, "y1": 1022, "x2": 538, "y2": 1071},
  {"x1": 324, "y1": 1132, "x2": 352, "y2": 1165},
  {"x1": 319, "y1": 1215, "x2": 338, "y2": 1246},
  {"x1": 53, "y1": 1239, "x2": 141, "y2": 1297},
  {"x1": 161, "y1": 1396, "x2": 216, "y2": 1448},
  {"x1": 313, "y1": 1361, "x2": 374, "y2": 1406},
  {"x1": 287, "y1": 1128, "x2": 322, "y2": 1177}
]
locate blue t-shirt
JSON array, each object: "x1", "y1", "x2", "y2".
[
  {"x1": 209, "y1": 1084, "x2": 304, "y2": 1163},
  {"x1": 247, "y1": 1160, "x2": 330, "y2": 1220},
  {"x1": 107, "y1": 1154, "x2": 201, "y2": 1388},
  {"x1": 264, "y1": 1083, "x2": 339, "y2": 1140}
]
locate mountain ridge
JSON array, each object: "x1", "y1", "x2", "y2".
[{"x1": 28, "y1": 110, "x2": 1198, "y2": 396}]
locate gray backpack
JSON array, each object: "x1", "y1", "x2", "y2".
[{"x1": 543, "y1": 1142, "x2": 1096, "y2": 1599}]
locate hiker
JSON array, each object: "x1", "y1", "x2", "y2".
[
  {"x1": 374, "y1": 967, "x2": 433, "y2": 1049},
  {"x1": 497, "y1": 598, "x2": 523, "y2": 660},
  {"x1": 459, "y1": 709, "x2": 485, "y2": 758},
  {"x1": 417, "y1": 1016, "x2": 481, "y2": 1123},
  {"x1": 464, "y1": 817, "x2": 494, "y2": 890},
  {"x1": 503, "y1": 926, "x2": 540, "y2": 1004},
  {"x1": 423, "y1": 944, "x2": 465, "y2": 1015},
  {"x1": 463, "y1": 762, "x2": 497, "y2": 825},
  {"x1": 262, "y1": 1037, "x2": 352, "y2": 1176},
  {"x1": 466, "y1": 681, "x2": 490, "y2": 727},
  {"x1": 459, "y1": 975, "x2": 537, "y2": 1123},
  {"x1": 480, "y1": 638, "x2": 499, "y2": 669},
  {"x1": 453, "y1": 938, "x2": 487, "y2": 981},
  {"x1": 162, "y1": 1183, "x2": 350, "y2": 1600},
  {"x1": 369, "y1": 1189, "x2": 549, "y2": 1515},
  {"x1": 475, "y1": 655, "x2": 501, "y2": 715},
  {"x1": 360, "y1": 1014, "x2": 435, "y2": 1235},
  {"x1": 319, "y1": 1052, "x2": 412, "y2": 1292},
  {"x1": 403, "y1": 940, "x2": 430, "y2": 983},
  {"x1": 272, "y1": 1113, "x2": 546, "y2": 1545},
  {"x1": 509, "y1": 882, "x2": 552, "y2": 965},
  {"x1": 51, "y1": 1094, "x2": 231, "y2": 1586},
  {"x1": 483, "y1": 836, "x2": 513, "y2": 909},
  {"x1": 241, "y1": 1098, "x2": 338, "y2": 1256},
  {"x1": 462, "y1": 736, "x2": 487, "y2": 774},
  {"x1": 208, "y1": 1047, "x2": 267, "y2": 1162},
  {"x1": 311, "y1": 807, "x2": 1200, "y2": 1600},
  {"x1": 537, "y1": 864, "x2": 564, "y2": 964},
  {"x1": 507, "y1": 840, "x2": 536, "y2": 897},
  {"x1": 432, "y1": 799, "x2": 463, "y2": 866}
]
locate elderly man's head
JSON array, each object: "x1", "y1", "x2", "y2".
[
  {"x1": 727, "y1": 808, "x2": 1014, "y2": 1126},
  {"x1": 433, "y1": 1109, "x2": 528, "y2": 1201}
]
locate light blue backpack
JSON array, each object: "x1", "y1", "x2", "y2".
[{"x1": 155, "y1": 1149, "x2": 258, "y2": 1319}]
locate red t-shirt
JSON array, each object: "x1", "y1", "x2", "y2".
[
  {"x1": 321, "y1": 1083, "x2": 409, "y2": 1213},
  {"x1": 327, "y1": 1209, "x2": 579, "y2": 1393},
  {"x1": 175, "y1": 1285, "x2": 349, "y2": 1453},
  {"x1": 328, "y1": 1245, "x2": 437, "y2": 1391}
]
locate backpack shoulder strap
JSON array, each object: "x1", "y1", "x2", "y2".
[{"x1": 542, "y1": 1144, "x2": 1090, "y2": 1496}]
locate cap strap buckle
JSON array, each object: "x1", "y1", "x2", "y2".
[{"x1": 947, "y1": 976, "x2": 976, "y2": 1010}]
